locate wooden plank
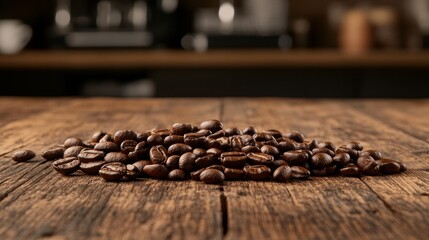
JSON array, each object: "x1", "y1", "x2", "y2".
[
  {"x1": 221, "y1": 98, "x2": 428, "y2": 240},
  {"x1": 0, "y1": 98, "x2": 223, "y2": 239}
]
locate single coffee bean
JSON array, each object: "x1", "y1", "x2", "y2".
[
  {"x1": 208, "y1": 130, "x2": 226, "y2": 139},
  {"x1": 168, "y1": 169, "x2": 187, "y2": 181},
  {"x1": 345, "y1": 141, "x2": 364, "y2": 151},
  {"x1": 52, "y1": 157, "x2": 80, "y2": 175},
  {"x1": 225, "y1": 127, "x2": 243, "y2": 136},
  {"x1": 190, "y1": 168, "x2": 206, "y2": 181},
  {"x1": 230, "y1": 135, "x2": 245, "y2": 151},
  {"x1": 242, "y1": 126, "x2": 257, "y2": 135},
  {"x1": 311, "y1": 153, "x2": 333, "y2": 168},
  {"x1": 325, "y1": 165, "x2": 338, "y2": 175},
  {"x1": 100, "y1": 134, "x2": 114, "y2": 142},
  {"x1": 104, "y1": 152, "x2": 129, "y2": 163},
  {"x1": 206, "y1": 148, "x2": 223, "y2": 157},
  {"x1": 220, "y1": 152, "x2": 247, "y2": 168},
  {"x1": 317, "y1": 141, "x2": 336, "y2": 151},
  {"x1": 196, "y1": 129, "x2": 212, "y2": 136},
  {"x1": 285, "y1": 132, "x2": 305, "y2": 143},
  {"x1": 184, "y1": 132, "x2": 207, "y2": 148},
  {"x1": 148, "y1": 145, "x2": 168, "y2": 164},
  {"x1": 147, "y1": 134, "x2": 164, "y2": 146},
  {"x1": 120, "y1": 140, "x2": 138, "y2": 154},
  {"x1": 215, "y1": 137, "x2": 230, "y2": 150},
  {"x1": 253, "y1": 132, "x2": 275, "y2": 142},
  {"x1": 151, "y1": 129, "x2": 172, "y2": 138},
  {"x1": 312, "y1": 147, "x2": 335, "y2": 157},
  {"x1": 397, "y1": 161, "x2": 407, "y2": 172},
  {"x1": 200, "y1": 169, "x2": 224, "y2": 184},
  {"x1": 336, "y1": 147, "x2": 360, "y2": 161},
  {"x1": 132, "y1": 160, "x2": 152, "y2": 175},
  {"x1": 200, "y1": 119, "x2": 223, "y2": 132},
  {"x1": 41, "y1": 147, "x2": 64, "y2": 160},
  {"x1": 63, "y1": 146, "x2": 85, "y2": 158},
  {"x1": 282, "y1": 150, "x2": 309, "y2": 166},
  {"x1": 290, "y1": 166, "x2": 311, "y2": 180},
  {"x1": 164, "y1": 135, "x2": 184, "y2": 146},
  {"x1": 125, "y1": 164, "x2": 140, "y2": 180},
  {"x1": 82, "y1": 141, "x2": 97, "y2": 148},
  {"x1": 273, "y1": 165, "x2": 292, "y2": 182},
  {"x1": 206, "y1": 165, "x2": 224, "y2": 171},
  {"x1": 80, "y1": 160, "x2": 106, "y2": 175},
  {"x1": 12, "y1": 150, "x2": 36, "y2": 162},
  {"x1": 277, "y1": 140, "x2": 296, "y2": 152},
  {"x1": 193, "y1": 148, "x2": 206, "y2": 158},
  {"x1": 308, "y1": 139, "x2": 319, "y2": 150},
  {"x1": 114, "y1": 130, "x2": 137, "y2": 144},
  {"x1": 360, "y1": 150, "x2": 383, "y2": 160},
  {"x1": 78, "y1": 149, "x2": 105, "y2": 163},
  {"x1": 294, "y1": 142, "x2": 309, "y2": 150},
  {"x1": 244, "y1": 165, "x2": 271, "y2": 180},
  {"x1": 206, "y1": 138, "x2": 221, "y2": 149},
  {"x1": 166, "y1": 155, "x2": 180, "y2": 170},
  {"x1": 168, "y1": 143, "x2": 192, "y2": 156},
  {"x1": 195, "y1": 154, "x2": 217, "y2": 169},
  {"x1": 94, "y1": 141, "x2": 119, "y2": 152},
  {"x1": 311, "y1": 168, "x2": 327, "y2": 176},
  {"x1": 224, "y1": 168, "x2": 246, "y2": 180},
  {"x1": 333, "y1": 152, "x2": 351, "y2": 166},
  {"x1": 143, "y1": 164, "x2": 168, "y2": 179},
  {"x1": 247, "y1": 152, "x2": 274, "y2": 165},
  {"x1": 179, "y1": 152, "x2": 197, "y2": 173},
  {"x1": 340, "y1": 163, "x2": 360, "y2": 177},
  {"x1": 128, "y1": 141, "x2": 149, "y2": 161},
  {"x1": 357, "y1": 156, "x2": 379, "y2": 175},
  {"x1": 64, "y1": 137, "x2": 83, "y2": 148},
  {"x1": 172, "y1": 123, "x2": 194, "y2": 135},
  {"x1": 241, "y1": 146, "x2": 260, "y2": 154},
  {"x1": 99, "y1": 162, "x2": 126, "y2": 181},
  {"x1": 271, "y1": 159, "x2": 288, "y2": 171},
  {"x1": 376, "y1": 159, "x2": 401, "y2": 175},
  {"x1": 136, "y1": 132, "x2": 151, "y2": 142},
  {"x1": 261, "y1": 145, "x2": 280, "y2": 157},
  {"x1": 91, "y1": 131, "x2": 107, "y2": 142},
  {"x1": 263, "y1": 129, "x2": 283, "y2": 139}
]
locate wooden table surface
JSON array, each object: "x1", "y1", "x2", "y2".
[{"x1": 0, "y1": 97, "x2": 428, "y2": 240}]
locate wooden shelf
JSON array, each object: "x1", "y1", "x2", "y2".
[{"x1": 1, "y1": 50, "x2": 429, "y2": 69}]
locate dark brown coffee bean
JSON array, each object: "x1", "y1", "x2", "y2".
[
  {"x1": 225, "y1": 127, "x2": 243, "y2": 136},
  {"x1": 172, "y1": 123, "x2": 194, "y2": 135},
  {"x1": 12, "y1": 150, "x2": 35, "y2": 162},
  {"x1": 42, "y1": 147, "x2": 64, "y2": 160},
  {"x1": 100, "y1": 134, "x2": 114, "y2": 143},
  {"x1": 164, "y1": 135, "x2": 184, "y2": 146},
  {"x1": 216, "y1": 137, "x2": 231, "y2": 150},
  {"x1": 128, "y1": 141, "x2": 149, "y2": 161},
  {"x1": 165, "y1": 155, "x2": 180, "y2": 170},
  {"x1": 282, "y1": 150, "x2": 309, "y2": 166},
  {"x1": 179, "y1": 152, "x2": 197, "y2": 173},
  {"x1": 357, "y1": 156, "x2": 379, "y2": 175},
  {"x1": 206, "y1": 138, "x2": 221, "y2": 149},
  {"x1": 193, "y1": 148, "x2": 206, "y2": 158},
  {"x1": 132, "y1": 160, "x2": 152, "y2": 174},
  {"x1": 290, "y1": 166, "x2": 310, "y2": 180},
  {"x1": 311, "y1": 153, "x2": 333, "y2": 168},
  {"x1": 360, "y1": 150, "x2": 383, "y2": 160},
  {"x1": 244, "y1": 165, "x2": 271, "y2": 180},
  {"x1": 345, "y1": 141, "x2": 364, "y2": 151},
  {"x1": 195, "y1": 155, "x2": 217, "y2": 169},
  {"x1": 261, "y1": 145, "x2": 279, "y2": 157},
  {"x1": 190, "y1": 168, "x2": 206, "y2": 181},
  {"x1": 376, "y1": 159, "x2": 401, "y2": 175},
  {"x1": 143, "y1": 164, "x2": 168, "y2": 179},
  {"x1": 120, "y1": 140, "x2": 138, "y2": 154},
  {"x1": 247, "y1": 152, "x2": 274, "y2": 165},
  {"x1": 332, "y1": 152, "x2": 351, "y2": 166},
  {"x1": 263, "y1": 129, "x2": 283, "y2": 139},
  {"x1": 241, "y1": 146, "x2": 260, "y2": 154},
  {"x1": 104, "y1": 152, "x2": 129, "y2": 163},
  {"x1": 146, "y1": 134, "x2": 163, "y2": 146},
  {"x1": 200, "y1": 119, "x2": 223, "y2": 132},
  {"x1": 196, "y1": 129, "x2": 212, "y2": 136},
  {"x1": 208, "y1": 130, "x2": 226, "y2": 139},
  {"x1": 151, "y1": 129, "x2": 172, "y2": 138},
  {"x1": 125, "y1": 164, "x2": 140, "y2": 180},
  {"x1": 397, "y1": 161, "x2": 407, "y2": 172},
  {"x1": 242, "y1": 126, "x2": 257, "y2": 135},
  {"x1": 80, "y1": 160, "x2": 106, "y2": 175},
  {"x1": 63, "y1": 137, "x2": 83, "y2": 148},
  {"x1": 273, "y1": 165, "x2": 292, "y2": 182},
  {"x1": 325, "y1": 165, "x2": 338, "y2": 175},
  {"x1": 78, "y1": 149, "x2": 105, "y2": 163},
  {"x1": 150, "y1": 145, "x2": 168, "y2": 164},
  {"x1": 230, "y1": 135, "x2": 245, "y2": 151},
  {"x1": 317, "y1": 141, "x2": 336, "y2": 151},
  {"x1": 311, "y1": 168, "x2": 327, "y2": 176},
  {"x1": 271, "y1": 159, "x2": 288, "y2": 171},
  {"x1": 308, "y1": 139, "x2": 319, "y2": 150},
  {"x1": 206, "y1": 148, "x2": 223, "y2": 157},
  {"x1": 82, "y1": 141, "x2": 97, "y2": 148},
  {"x1": 52, "y1": 157, "x2": 80, "y2": 175},
  {"x1": 94, "y1": 141, "x2": 119, "y2": 152},
  {"x1": 63, "y1": 146, "x2": 85, "y2": 158},
  {"x1": 184, "y1": 132, "x2": 207, "y2": 148},
  {"x1": 91, "y1": 131, "x2": 107, "y2": 142},
  {"x1": 285, "y1": 132, "x2": 304, "y2": 143},
  {"x1": 168, "y1": 169, "x2": 187, "y2": 180},
  {"x1": 340, "y1": 163, "x2": 360, "y2": 177},
  {"x1": 253, "y1": 132, "x2": 275, "y2": 142},
  {"x1": 277, "y1": 140, "x2": 296, "y2": 152},
  {"x1": 206, "y1": 165, "x2": 224, "y2": 171},
  {"x1": 168, "y1": 143, "x2": 192, "y2": 156},
  {"x1": 221, "y1": 152, "x2": 247, "y2": 168},
  {"x1": 114, "y1": 130, "x2": 137, "y2": 144},
  {"x1": 99, "y1": 162, "x2": 126, "y2": 181},
  {"x1": 336, "y1": 147, "x2": 360, "y2": 161},
  {"x1": 224, "y1": 168, "x2": 246, "y2": 180},
  {"x1": 200, "y1": 169, "x2": 224, "y2": 184},
  {"x1": 136, "y1": 132, "x2": 151, "y2": 142},
  {"x1": 312, "y1": 147, "x2": 335, "y2": 157},
  {"x1": 294, "y1": 142, "x2": 309, "y2": 150}
]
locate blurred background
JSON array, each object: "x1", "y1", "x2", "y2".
[{"x1": 0, "y1": 0, "x2": 429, "y2": 97}]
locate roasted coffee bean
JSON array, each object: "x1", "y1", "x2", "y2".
[
  {"x1": 196, "y1": 129, "x2": 212, "y2": 136},
  {"x1": 345, "y1": 141, "x2": 364, "y2": 151},
  {"x1": 164, "y1": 135, "x2": 184, "y2": 146},
  {"x1": 172, "y1": 123, "x2": 194, "y2": 135},
  {"x1": 273, "y1": 165, "x2": 292, "y2": 182},
  {"x1": 168, "y1": 143, "x2": 192, "y2": 156},
  {"x1": 360, "y1": 150, "x2": 383, "y2": 160},
  {"x1": 200, "y1": 169, "x2": 224, "y2": 184},
  {"x1": 104, "y1": 152, "x2": 129, "y2": 163},
  {"x1": 271, "y1": 159, "x2": 288, "y2": 171},
  {"x1": 151, "y1": 129, "x2": 172, "y2": 138},
  {"x1": 206, "y1": 165, "x2": 224, "y2": 171},
  {"x1": 120, "y1": 140, "x2": 138, "y2": 154},
  {"x1": 221, "y1": 152, "x2": 247, "y2": 168},
  {"x1": 242, "y1": 126, "x2": 257, "y2": 135},
  {"x1": 336, "y1": 147, "x2": 359, "y2": 161},
  {"x1": 340, "y1": 163, "x2": 360, "y2": 177},
  {"x1": 114, "y1": 130, "x2": 137, "y2": 144},
  {"x1": 263, "y1": 129, "x2": 283, "y2": 139},
  {"x1": 332, "y1": 152, "x2": 351, "y2": 166},
  {"x1": 277, "y1": 140, "x2": 296, "y2": 152},
  {"x1": 325, "y1": 165, "x2": 338, "y2": 175},
  {"x1": 94, "y1": 141, "x2": 119, "y2": 152},
  {"x1": 100, "y1": 134, "x2": 114, "y2": 143},
  {"x1": 261, "y1": 145, "x2": 279, "y2": 157},
  {"x1": 12, "y1": 150, "x2": 35, "y2": 162},
  {"x1": 200, "y1": 119, "x2": 223, "y2": 132},
  {"x1": 190, "y1": 168, "x2": 206, "y2": 181},
  {"x1": 195, "y1": 154, "x2": 217, "y2": 169},
  {"x1": 41, "y1": 147, "x2": 64, "y2": 160},
  {"x1": 147, "y1": 134, "x2": 164, "y2": 146},
  {"x1": 52, "y1": 157, "x2": 80, "y2": 175},
  {"x1": 225, "y1": 127, "x2": 242, "y2": 136},
  {"x1": 78, "y1": 149, "x2": 105, "y2": 163},
  {"x1": 206, "y1": 138, "x2": 221, "y2": 149},
  {"x1": 308, "y1": 139, "x2": 319, "y2": 150},
  {"x1": 216, "y1": 137, "x2": 231, "y2": 150},
  {"x1": 80, "y1": 160, "x2": 105, "y2": 175},
  {"x1": 179, "y1": 152, "x2": 197, "y2": 173},
  {"x1": 294, "y1": 142, "x2": 309, "y2": 150},
  {"x1": 63, "y1": 146, "x2": 85, "y2": 158},
  {"x1": 311, "y1": 153, "x2": 333, "y2": 168},
  {"x1": 208, "y1": 130, "x2": 226, "y2": 139},
  {"x1": 224, "y1": 168, "x2": 246, "y2": 180},
  {"x1": 193, "y1": 148, "x2": 206, "y2": 158},
  {"x1": 99, "y1": 162, "x2": 126, "y2": 181},
  {"x1": 241, "y1": 146, "x2": 260, "y2": 154},
  {"x1": 357, "y1": 156, "x2": 379, "y2": 175},
  {"x1": 163, "y1": 155, "x2": 179, "y2": 171},
  {"x1": 230, "y1": 135, "x2": 245, "y2": 151},
  {"x1": 290, "y1": 166, "x2": 311, "y2": 180},
  {"x1": 91, "y1": 131, "x2": 107, "y2": 142},
  {"x1": 143, "y1": 164, "x2": 168, "y2": 179},
  {"x1": 150, "y1": 145, "x2": 168, "y2": 164},
  {"x1": 376, "y1": 159, "x2": 401, "y2": 174},
  {"x1": 397, "y1": 161, "x2": 407, "y2": 172},
  {"x1": 136, "y1": 132, "x2": 151, "y2": 142},
  {"x1": 282, "y1": 150, "x2": 309, "y2": 166},
  {"x1": 311, "y1": 168, "x2": 327, "y2": 176},
  {"x1": 317, "y1": 141, "x2": 336, "y2": 151},
  {"x1": 253, "y1": 132, "x2": 275, "y2": 142},
  {"x1": 132, "y1": 160, "x2": 152, "y2": 174},
  {"x1": 312, "y1": 147, "x2": 335, "y2": 157},
  {"x1": 64, "y1": 137, "x2": 83, "y2": 148},
  {"x1": 125, "y1": 164, "x2": 140, "y2": 180},
  {"x1": 244, "y1": 165, "x2": 271, "y2": 180},
  {"x1": 247, "y1": 152, "x2": 274, "y2": 165},
  {"x1": 184, "y1": 132, "x2": 207, "y2": 148},
  {"x1": 83, "y1": 141, "x2": 97, "y2": 148},
  {"x1": 168, "y1": 169, "x2": 187, "y2": 180},
  {"x1": 206, "y1": 148, "x2": 223, "y2": 157},
  {"x1": 128, "y1": 141, "x2": 149, "y2": 161},
  {"x1": 285, "y1": 132, "x2": 305, "y2": 143}
]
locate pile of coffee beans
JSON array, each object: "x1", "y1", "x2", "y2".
[{"x1": 11, "y1": 120, "x2": 407, "y2": 185}]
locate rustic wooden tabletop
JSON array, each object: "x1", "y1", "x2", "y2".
[{"x1": 0, "y1": 97, "x2": 428, "y2": 240}]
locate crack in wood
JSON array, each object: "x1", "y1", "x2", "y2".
[{"x1": 220, "y1": 188, "x2": 228, "y2": 237}]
